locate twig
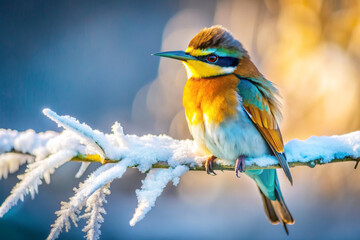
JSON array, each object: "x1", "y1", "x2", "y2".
[{"x1": 5, "y1": 150, "x2": 360, "y2": 171}]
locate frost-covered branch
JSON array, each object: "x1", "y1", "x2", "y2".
[
  {"x1": 81, "y1": 182, "x2": 111, "y2": 240},
  {"x1": 0, "y1": 108, "x2": 359, "y2": 240},
  {"x1": 2, "y1": 129, "x2": 359, "y2": 172},
  {"x1": 130, "y1": 165, "x2": 189, "y2": 226}
]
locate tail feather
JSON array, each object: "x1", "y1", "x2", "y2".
[
  {"x1": 258, "y1": 188, "x2": 279, "y2": 224},
  {"x1": 282, "y1": 222, "x2": 289, "y2": 235},
  {"x1": 247, "y1": 169, "x2": 294, "y2": 234},
  {"x1": 258, "y1": 184, "x2": 294, "y2": 234},
  {"x1": 274, "y1": 177, "x2": 294, "y2": 224},
  {"x1": 273, "y1": 190, "x2": 294, "y2": 224}
]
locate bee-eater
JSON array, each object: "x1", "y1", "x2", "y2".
[{"x1": 154, "y1": 25, "x2": 294, "y2": 233}]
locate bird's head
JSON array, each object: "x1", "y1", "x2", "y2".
[{"x1": 154, "y1": 25, "x2": 248, "y2": 79}]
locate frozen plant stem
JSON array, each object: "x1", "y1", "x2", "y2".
[{"x1": 4, "y1": 151, "x2": 360, "y2": 171}]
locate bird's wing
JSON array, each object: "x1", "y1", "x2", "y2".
[{"x1": 236, "y1": 77, "x2": 293, "y2": 184}]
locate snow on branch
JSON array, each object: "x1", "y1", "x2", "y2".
[
  {"x1": 130, "y1": 165, "x2": 189, "y2": 226},
  {"x1": 81, "y1": 182, "x2": 111, "y2": 240},
  {"x1": 0, "y1": 150, "x2": 76, "y2": 218},
  {"x1": 0, "y1": 108, "x2": 359, "y2": 240}
]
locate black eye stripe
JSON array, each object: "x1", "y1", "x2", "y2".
[
  {"x1": 216, "y1": 57, "x2": 239, "y2": 67},
  {"x1": 197, "y1": 55, "x2": 239, "y2": 67}
]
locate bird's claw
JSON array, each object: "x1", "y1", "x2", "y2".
[
  {"x1": 235, "y1": 156, "x2": 246, "y2": 178},
  {"x1": 205, "y1": 156, "x2": 217, "y2": 175}
]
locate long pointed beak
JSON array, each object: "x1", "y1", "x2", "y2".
[{"x1": 152, "y1": 51, "x2": 196, "y2": 61}]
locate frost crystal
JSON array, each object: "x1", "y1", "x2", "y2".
[
  {"x1": 130, "y1": 165, "x2": 189, "y2": 226},
  {"x1": 81, "y1": 183, "x2": 111, "y2": 240},
  {"x1": 75, "y1": 162, "x2": 91, "y2": 178},
  {"x1": 0, "y1": 150, "x2": 76, "y2": 217},
  {"x1": 0, "y1": 153, "x2": 33, "y2": 179},
  {"x1": 47, "y1": 159, "x2": 131, "y2": 240}
]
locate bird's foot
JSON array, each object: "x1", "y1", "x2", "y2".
[
  {"x1": 205, "y1": 155, "x2": 217, "y2": 175},
  {"x1": 235, "y1": 155, "x2": 246, "y2": 178}
]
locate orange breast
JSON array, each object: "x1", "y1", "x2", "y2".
[{"x1": 183, "y1": 75, "x2": 240, "y2": 126}]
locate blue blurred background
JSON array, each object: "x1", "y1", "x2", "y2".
[{"x1": 1, "y1": 0, "x2": 360, "y2": 239}]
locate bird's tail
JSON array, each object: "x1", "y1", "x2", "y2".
[{"x1": 258, "y1": 181, "x2": 294, "y2": 235}]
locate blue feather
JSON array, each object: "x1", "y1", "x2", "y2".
[{"x1": 245, "y1": 169, "x2": 277, "y2": 201}]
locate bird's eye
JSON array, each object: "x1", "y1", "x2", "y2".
[{"x1": 207, "y1": 54, "x2": 218, "y2": 63}]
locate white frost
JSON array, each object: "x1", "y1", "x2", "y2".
[
  {"x1": 245, "y1": 131, "x2": 360, "y2": 167},
  {"x1": 0, "y1": 129, "x2": 58, "y2": 178},
  {"x1": 75, "y1": 162, "x2": 91, "y2": 178},
  {"x1": 0, "y1": 150, "x2": 76, "y2": 217},
  {"x1": 129, "y1": 165, "x2": 189, "y2": 226},
  {"x1": 81, "y1": 183, "x2": 111, "y2": 240},
  {"x1": 0, "y1": 153, "x2": 34, "y2": 179},
  {"x1": 47, "y1": 159, "x2": 132, "y2": 240},
  {"x1": 285, "y1": 131, "x2": 360, "y2": 163},
  {"x1": 43, "y1": 108, "x2": 119, "y2": 160}
]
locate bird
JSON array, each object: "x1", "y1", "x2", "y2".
[{"x1": 154, "y1": 25, "x2": 294, "y2": 234}]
